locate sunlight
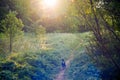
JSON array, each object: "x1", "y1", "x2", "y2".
[{"x1": 42, "y1": 0, "x2": 58, "y2": 8}]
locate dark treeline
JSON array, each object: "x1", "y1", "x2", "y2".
[
  {"x1": 85, "y1": 0, "x2": 120, "y2": 79},
  {"x1": 0, "y1": 0, "x2": 91, "y2": 33}
]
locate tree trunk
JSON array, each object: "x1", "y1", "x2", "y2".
[{"x1": 10, "y1": 26, "x2": 12, "y2": 53}]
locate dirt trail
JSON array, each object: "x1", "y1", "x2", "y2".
[{"x1": 55, "y1": 44, "x2": 81, "y2": 80}]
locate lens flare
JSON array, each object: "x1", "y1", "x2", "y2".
[{"x1": 42, "y1": 0, "x2": 57, "y2": 7}]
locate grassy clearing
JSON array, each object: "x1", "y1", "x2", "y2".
[{"x1": 0, "y1": 32, "x2": 92, "y2": 80}]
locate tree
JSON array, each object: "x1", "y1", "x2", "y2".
[
  {"x1": 0, "y1": 11, "x2": 24, "y2": 53},
  {"x1": 67, "y1": 0, "x2": 120, "y2": 78}
]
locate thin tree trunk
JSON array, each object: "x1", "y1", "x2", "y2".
[{"x1": 10, "y1": 26, "x2": 12, "y2": 53}]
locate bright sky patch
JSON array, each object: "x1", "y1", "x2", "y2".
[{"x1": 42, "y1": 0, "x2": 58, "y2": 8}]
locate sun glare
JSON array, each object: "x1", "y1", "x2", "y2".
[{"x1": 42, "y1": 0, "x2": 57, "y2": 7}]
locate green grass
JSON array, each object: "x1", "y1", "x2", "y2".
[
  {"x1": 13, "y1": 32, "x2": 91, "y2": 58},
  {"x1": 0, "y1": 32, "x2": 92, "y2": 80}
]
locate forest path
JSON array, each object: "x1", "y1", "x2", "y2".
[{"x1": 55, "y1": 44, "x2": 81, "y2": 80}]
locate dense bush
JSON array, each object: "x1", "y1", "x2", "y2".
[{"x1": 0, "y1": 50, "x2": 61, "y2": 80}]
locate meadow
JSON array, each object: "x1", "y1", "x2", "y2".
[{"x1": 0, "y1": 32, "x2": 94, "y2": 80}]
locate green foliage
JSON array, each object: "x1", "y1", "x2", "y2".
[
  {"x1": 11, "y1": 0, "x2": 31, "y2": 17},
  {"x1": 0, "y1": 11, "x2": 23, "y2": 36},
  {"x1": 1, "y1": 12, "x2": 23, "y2": 34},
  {"x1": 0, "y1": 11, "x2": 24, "y2": 53},
  {"x1": 35, "y1": 25, "x2": 46, "y2": 38},
  {"x1": 0, "y1": 32, "x2": 90, "y2": 80},
  {"x1": 102, "y1": 0, "x2": 120, "y2": 31},
  {"x1": 0, "y1": 50, "x2": 61, "y2": 80}
]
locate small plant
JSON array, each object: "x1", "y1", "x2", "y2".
[{"x1": 0, "y1": 11, "x2": 24, "y2": 53}]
